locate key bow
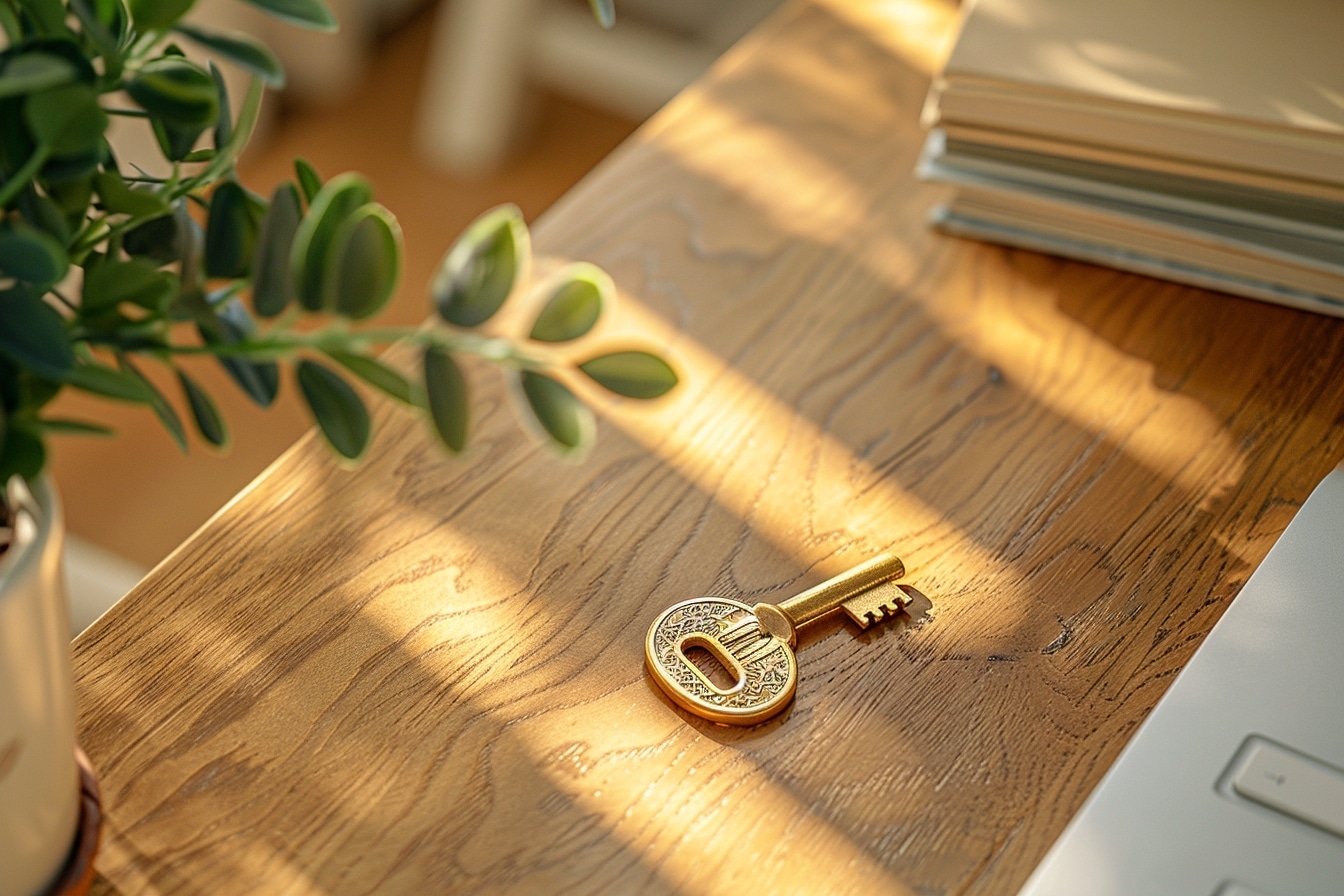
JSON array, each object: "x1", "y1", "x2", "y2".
[{"x1": 645, "y1": 554, "x2": 912, "y2": 725}]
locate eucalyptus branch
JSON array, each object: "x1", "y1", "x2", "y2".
[
  {"x1": 0, "y1": 0, "x2": 658, "y2": 481},
  {"x1": 130, "y1": 326, "x2": 553, "y2": 372}
]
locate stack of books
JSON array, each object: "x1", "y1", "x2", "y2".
[{"x1": 918, "y1": 0, "x2": 1344, "y2": 316}]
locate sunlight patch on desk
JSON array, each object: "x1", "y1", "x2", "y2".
[
  {"x1": 636, "y1": 46, "x2": 934, "y2": 286},
  {"x1": 929, "y1": 254, "x2": 1247, "y2": 501},
  {"x1": 813, "y1": 0, "x2": 959, "y2": 76},
  {"x1": 648, "y1": 94, "x2": 888, "y2": 251},
  {"x1": 577, "y1": 291, "x2": 1014, "y2": 610}
]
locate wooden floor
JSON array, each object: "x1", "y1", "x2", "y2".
[{"x1": 48, "y1": 8, "x2": 638, "y2": 569}]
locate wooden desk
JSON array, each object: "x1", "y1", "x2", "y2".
[{"x1": 73, "y1": 1, "x2": 1344, "y2": 893}]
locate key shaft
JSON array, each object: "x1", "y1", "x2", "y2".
[{"x1": 753, "y1": 553, "x2": 905, "y2": 645}]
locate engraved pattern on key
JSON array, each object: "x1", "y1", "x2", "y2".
[
  {"x1": 646, "y1": 554, "x2": 911, "y2": 726},
  {"x1": 646, "y1": 598, "x2": 797, "y2": 725}
]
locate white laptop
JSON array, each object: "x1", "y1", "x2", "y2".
[{"x1": 1019, "y1": 465, "x2": 1344, "y2": 895}]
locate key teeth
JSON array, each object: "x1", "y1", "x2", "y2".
[
  {"x1": 843, "y1": 588, "x2": 909, "y2": 629},
  {"x1": 866, "y1": 599, "x2": 906, "y2": 626}
]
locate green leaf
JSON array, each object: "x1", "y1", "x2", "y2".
[
  {"x1": 423, "y1": 346, "x2": 467, "y2": 452},
  {"x1": 177, "y1": 368, "x2": 228, "y2": 447},
  {"x1": 205, "y1": 180, "x2": 259, "y2": 278},
  {"x1": 127, "y1": 56, "x2": 218, "y2": 126},
  {"x1": 0, "y1": 225, "x2": 68, "y2": 287},
  {"x1": 40, "y1": 147, "x2": 103, "y2": 185},
  {"x1": 68, "y1": 0, "x2": 124, "y2": 80},
  {"x1": 530, "y1": 263, "x2": 608, "y2": 342},
  {"x1": 45, "y1": 174, "x2": 93, "y2": 220},
  {"x1": 178, "y1": 202, "x2": 210, "y2": 293},
  {"x1": 123, "y1": 212, "x2": 180, "y2": 262},
  {"x1": 520, "y1": 370, "x2": 593, "y2": 452},
  {"x1": 82, "y1": 256, "x2": 176, "y2": 312},
  {"x1": 127, "y1": 0, "x2": 193, "y2": 30},
  {"x1": 209, "y1": 61, "x2": 231, "y2": 149},
  {"x1": 24, "y1": 83, "x2": 108, "y2": 156},
  {"x1": 237, "y1": 0, "x2": 337, "y2": 32},
  {"x1": 579, "y1": 350, "x2": 677, "y2": 398},
  {"x1": 34, "y1": 417, "x2": 114, "y2": 436},
  {"x1": 189, "y1": 75, "x2": 261, "y2": 190},
  {"x1": 15, "y1": 0, "x2": 68, "y2": 35},
  {"x1": 17, "y1": 189, "x2": 70, "y2": 244},
  {"x1": 91, "y1": 0, "x2": 131, "y2": 35},
  {"x1": 0, "y1": 423, "x2": 45, "y2": 481},
  {"x1": 62, "y1": 359, "x2": 155, "y2": 402},
  {"x1": 174, "y1": 22, "x2": 285, "y2": 88},
  {"x1": 588, "y1": 0, "x2": 615, "y2": 29},
  {"x1": 119, "y1": 355, "x2": 186, "y2": 451},
  {"x1": 0, "y1": 52, "x2": 78, "y2": 99},
  {"x1": 151, "y1": 116, "x2": 207, "y2": 161},
  {"x1": 328, "y1": 203, "x2": 401, "y2": 319},
  {"x1": 83, "y1": 0, "x2": 125, "y2": 32},
  {"x1": 432, "y1": 204, "x2": 528, "y2": 328},
  {"x1": 94, "y1": 169, "x2": 169, "y2": 217},
  {"x1": 217, "y1": 353, "x2": 278, "y2": 407},
  {"x1": 290, "y1": 172, "x2": 372, "y2": 312},
  {"x1": 252, "y1": 182, "x2": 301, "y2": 317},
  {"x1": 0, "y1": 5, "x2": 22, "y2": 42},
  {"x1": 324, "y1": 349, "x2": 414, "y2": 405},
  {"x1": 296, "y1": 359, "x2": 369, "y2": 459},
  {"x1": 294, "y1": 157, "x2": 321, "y2": 203},
  {"x1": 197, "y1": 297, "x2": 278, "y2": 407},
  {"x1": 0, "y1": 96, "x2": 39, "y2": 180},
  {"x1": 24, "y1": 372, "x2": 61, "y2": 410},
  {"x1": 0, "y1": 286, "x2": 73, "y2": 379}
]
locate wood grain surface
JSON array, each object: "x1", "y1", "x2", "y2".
[{"x1": 73, "y1": 1, "x2": 1344, "y2": 893}]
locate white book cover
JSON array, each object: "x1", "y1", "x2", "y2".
[
  {"x1": 934, "y1": 201, "x2": 1344, "y2": 317},
  {"x1": 919, "y1": 131, "x2": 1344, "y2": 247},
  {"x1": 928, "y1": 0, "x2": 1344, "y2": 183}
]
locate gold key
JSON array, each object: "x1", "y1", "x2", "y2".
[{"x1": 644, "y1": 554, "x2": 909, "y2": 725}]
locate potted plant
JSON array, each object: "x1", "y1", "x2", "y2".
[{"x1": 0, "y1": 0, "x2": 660, "y2": 892}]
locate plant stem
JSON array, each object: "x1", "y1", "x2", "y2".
[
  {"x1": 0, "y1": 144, "x2": 51, "y2": 208},
  {"x1": 49, "y1": 288, "x2": 78, "y2": 314},
  {"x1": 137, "y1": 325, "x2": 552, "y2": 371},
  {"x1": 70, "y1": 208, "x2": 170, "y2": 262},
  {"x1": 68, "y1": 222, "x2": 112, "y2": 261}
]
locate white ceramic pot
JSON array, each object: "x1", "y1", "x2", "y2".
[{"x1": 0, "y1": 477, "x2": 80, "y2": 896}]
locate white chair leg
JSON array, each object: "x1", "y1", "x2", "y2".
[
  {"x1": 415, "y1": 0, "x2": 543, "y2": 176},
  {"x1": 531, "y1": 1, "x2": 717, "y2": 121}
]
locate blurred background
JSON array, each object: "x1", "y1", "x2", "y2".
[{"x1": 53, "y1": 0, "x2": 781, "y2": 630}]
